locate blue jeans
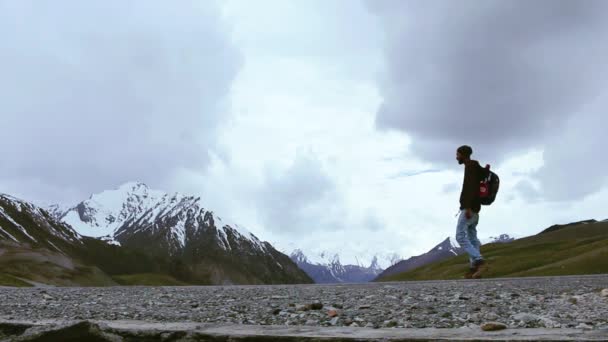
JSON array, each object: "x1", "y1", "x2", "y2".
[{"x1": 455, "y1": 210, "x2": 483, "y2": 267}]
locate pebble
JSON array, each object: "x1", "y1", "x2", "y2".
[
  {"x1": 512, "y1": 313, "x2": 540, "y2": 323},
  {"x1": 481, "y1": 322, "x2": 507, "y2": 331},
  {"x1": 0, "y1": 276, "x2": 605, "y2": 330},
  {"x1": 306, "y1": 302, "x2": 323, "y2": 310},
  {"x1": 577, "y1": 323, "x2": 593, "y2": 330}
]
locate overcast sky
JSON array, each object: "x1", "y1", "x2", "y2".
[{"x1": 1, "y1": 0, "x2": 607, "y2": 267}]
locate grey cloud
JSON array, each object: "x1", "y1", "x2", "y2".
[
  {"x1": 389, "y1": 169, "x2": 440, "y2": 179},
  {"x1": 0, "y1": 0, "x2": 241, "y2": 204},
  {"x1": 369, "y1": 0, "x2": 608, "y2": 199},
  {"x1": 534, "y1": 101, "x2": 608, "y2": 201},
  {"x1": 256, "y1": 153, "x2": 343, "y2": 234},
  {"x1": 513, "y1": 179, "x2": 541, "y2": 203}
]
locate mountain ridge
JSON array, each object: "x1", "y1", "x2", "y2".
[{"x1": 50, "y1": 182, "x2": 312, "y2": 285}]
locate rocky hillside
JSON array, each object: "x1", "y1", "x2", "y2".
[
  {"x1": 0, "y1": 194, "x2": 117, "y2": 286},
  {"x1": 52, "y1": 182, "x2": 312, "y2": 285}
]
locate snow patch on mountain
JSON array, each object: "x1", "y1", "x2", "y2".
[
  {"x1": 480, "y1": 234, "x2": 516, "y2": 245},
  {"x1": 0, "y1": 205, "x2": 38, "y2": 243}
]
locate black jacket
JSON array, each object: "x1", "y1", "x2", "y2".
[{"x1": 460, "y1": 159, "x2": 481, "y2": 213}]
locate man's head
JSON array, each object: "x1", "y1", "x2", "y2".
[{"x1": 456, "y1": 145, "x2": 473, "y2": 165}]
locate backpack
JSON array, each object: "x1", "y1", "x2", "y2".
[{"x1": 479, "y1": 164, "x2": 499, "y2": 205}]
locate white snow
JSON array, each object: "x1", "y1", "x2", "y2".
[
  {"x1": 47, "y1": 240, "x2": 64, "y2": 254},
  {"x1": 0, "y1": 206, "x2": 38, "y2": 243},
  {"x1": 480, "y1": 234, "x2": 516, "y2": 245},
  {"x1": 62, "y1": 182, "x2": 165, "y2": 238},
  {"x1": 173, "y1": 217, "x2": 187, "y2": 248},
  {"x1": 288, "y1": 247, "x2": 397, "y2": 270},
  {"x1": 63, "y1": 211, "x2": 113, "y2": 238},
  {"x1": 0, "y1": 225, "x2": 19, "y2": 243},
  {"x1": 448, "y1": 237, "x2": 459, "y2": 249},
  {"x1": 216, "y1": 228, "x2": 231, "y2": 251}
]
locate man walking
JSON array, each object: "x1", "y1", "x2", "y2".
[{"x1": 455, "y1": 145, "x2": 487, "y2": 279}]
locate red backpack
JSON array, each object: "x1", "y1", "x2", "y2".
[{"x1": 479, "y1": 164, "x2": 500, "y2": 205}]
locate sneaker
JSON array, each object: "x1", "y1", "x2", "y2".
[
  {"x1": 472, "y1": 260, "x2": 488, "y2": 279},
  {"x1": 464, "y1": 268, "x2": 476, "y2": 279}
]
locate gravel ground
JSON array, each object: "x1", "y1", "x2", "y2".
[{"x1": 1, "y1": 275, "x2": 607, "y2": 331}]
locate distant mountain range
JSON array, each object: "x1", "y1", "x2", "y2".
[
  {"x1": 289, "y1": 249, "x2": 387, "y2": 283},
  {"x1": 287, "y1": 234, "x2": 514, "y2": 284}
]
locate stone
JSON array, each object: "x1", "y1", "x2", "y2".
[
  {"x1": 327, "y1": 309, "x2": 339, "y2": 317},
  {"x1": 481, "y1": 322, "x2": 507, "y2": 331},
  {"x1": 305, "y1": 319, "x2": 318, "y2": 326},
  {"x1": 329, "y1": 317, "x2": 339, "y2": 326},
  {"x1": 306, "y1": 302, "x2": 323, "y2": 310},
  {"x1": 484, "y1": 312, "x2": 499, "y2": 321},
  {"x1": 601, "y1": 289, "x2": 608, "y2": 297},
  {"x1": 512, "y1": 313, "x2": 540, "y2": 323},
  {"x1": 576, "y1": 323, "x2": 593, "y2": 330},
  {"x1": 385, "y1": 320, "x2": 398, "y2": 328}
]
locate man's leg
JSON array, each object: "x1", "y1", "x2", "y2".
[
  {"x1": 467, "y1": 213, "x2": 483, "y2": 263},
  {"x1": 455, "y1": 211, "x2": 482, "y2": 267}
]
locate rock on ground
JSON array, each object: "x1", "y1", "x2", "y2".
[{"x1": 0, "y1": 275, "x2": 607, "y2": 331}]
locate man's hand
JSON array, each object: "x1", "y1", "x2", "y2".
[{"x1": 465, "y1": 208, "x2": 472, "y2": 219}]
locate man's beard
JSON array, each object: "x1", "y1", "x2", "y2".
[{"x1": 457, "y1": 158, "x2": 464, "y2": 165}]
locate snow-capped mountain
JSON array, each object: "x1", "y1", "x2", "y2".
[
  {"x1": 430, "y1": 236, "x2": 461, "y2": 255},
  {"x1": 375, "y1": 237, "x2": 463, "y2": 280},
  {"x1": 275, "y1": 240, "x2": 402, "y2": 271},
  {"x1": 52, "y1": 182, "x2": 312, "y2": 285},
  {"x1": 0, "y1": 193, "x2": 121, "y2": 286},
  {"x1": 0, "y1": 194, "x2": 83, "y2": 248},
  {"x1": 289, "y1": 249, "x2": 385, "y2": 283},
  {"x1": 480, "y1": 234, "x2": 515, "y2": 244},
  {"x1": 54, "y1": 182, "x2": 266, "y2": 252}
]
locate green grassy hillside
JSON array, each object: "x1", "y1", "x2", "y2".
[
  {"x1": 0, "y1": 273, "x2": 33, "y2": 287},
  {"x1": 377, "y1": 220, "x2": 608, "y2": 281}
]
